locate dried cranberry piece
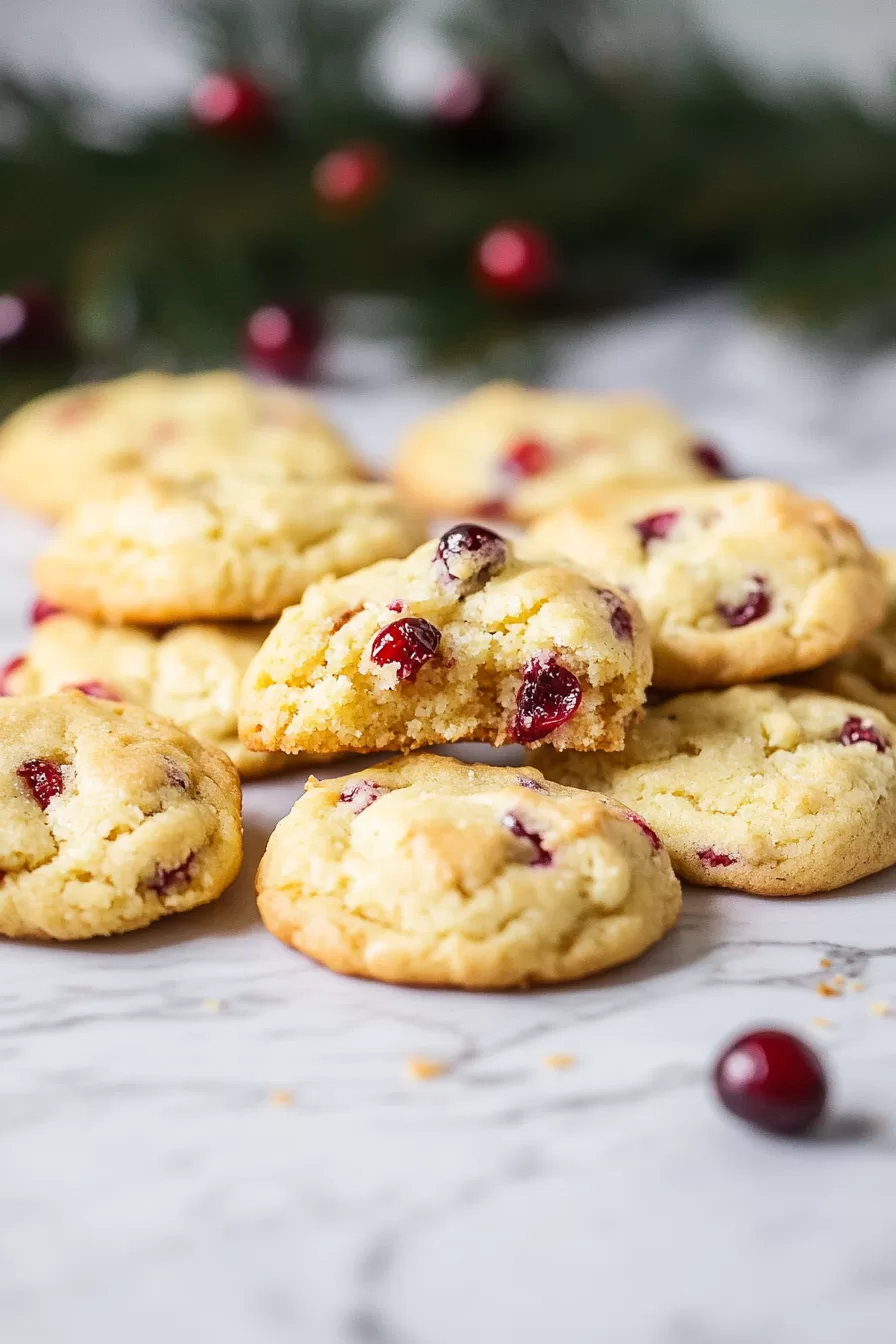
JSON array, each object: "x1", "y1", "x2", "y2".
[
  {"x1": 620, "y1": 807, "x2": 662, "y2": 851},
  {"x1": 713, "y1": 1029, "x2": 827, "y2": 1135},
  {"x1": 476, "y1": 498, "x2": 509, "y2": 520},
  {"x1": 693, "y1": 442, "x2": 729, "y2": 477},
  {"x1": 64, "y1": 681, "x2": 121, "y2": 701},
  {"x1": 30, "y1": 598, "x2": 64, "y2": 625},
  {"x1": 516, "y1": 775, "x2": 546, "y2": 791},
  {"x1": 339, "y1": 780, "x2": 388, "y2": 814},
  {"x1": 370, "y1": 617, "x2": 441, "y2": 682},
  {"x1": 502, "y1": 812, "x2": 552, "y2": 866},
  {"x1": 837, "y1": 716, "x2": 889, "y2": 753},
  {"x1": 165, "y1": 762, "x2": 190, "y2": 791},
  {"x1": 387, "y1": 599, "x2": 406, "y2": 613},
  {"x1": 435, "y1": 523, "x2": 508, "y2": 595},
  {"x1": 146, "y1": 853, "x2": 196, "y2": 899},
  {"x1": 718, "y1": 577, "x2": 770, "y2": 628},
  {"x1": 0, "y1": 655, "x2": 25, "y2": 696},
  {"x1": 595, "y1": 587, "x2": 633, "y2": 641},
  {"x1": 17, "y1": 758, "x2": 65, "y2": 810},
  {"x1": 509, "y1": 655, "x2": 583, "y2": 744},
  {"x1": 698, "y1": 847, "x2": 736, "y2": 868},
  {"x1": 503, "y1": 438, "x2": 552, "y2": 478},
  {"x1": 634, "y1": 511, "x2": 680, "y2": 548}
]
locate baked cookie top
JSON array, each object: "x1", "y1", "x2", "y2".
[
  {"x1": 527, "y1": 479, "x2": 884, "y2": 689},
  {"x1": 256, "y1": 754, "x2": 681, "y2": 988},
  {"x1": 0, "y1": 370, "x2": 360, "y2": 518},
  {"x1": 393, "y1": 381, "x2": 719, "y2": 522},
  {"x1": 1, "y1": 612, "x2": 295, "y2": 778},
  {"x1": 532, "y1": 684, "x2": 896, "y2": 896},
  {"x1": 239, "y1": 523, "x2": 652, "y2": 757},
  {"x1": 802, "y1": 550, "x2": 896, "y2": 719},
  {"x1": 34, "y1": 477, "x2": 425, "y2": 625},
  {"x1": 0, "y1": 691, "x2": 242, "y2": 939}
]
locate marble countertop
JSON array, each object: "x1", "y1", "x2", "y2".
[{"x1": 3, "y1": 296, "x2": 896, "y2": 1344}]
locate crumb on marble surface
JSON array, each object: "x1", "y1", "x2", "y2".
[
  {"x1": 848, "y1": 980, "x2": 866, "y2": 993},
  {"x1": 269, "y1": 1088, "x2": 295, "y2": 1108},
  {"x1": 819, "y1": 957, "x2": 832, "y2": 968},
  {"x1": 871, "y1": 1001, "x2": 891, "y2": 1018},
  {"x1": 543, "y1": 1053, "x2": 577, "y2": 1070},
  {"x1": 405, "y1": 1056, "x2": 446, "y2": 1081},
  {"x1": 812, "y1": 1017, "x2": 832, "y2": 1029},
  {"x1": 817, "y1": 981, "x2": 842, "y2": 997},
  {"x1": 201, "y1": 998, "x2": 223, "y2": 1012}
]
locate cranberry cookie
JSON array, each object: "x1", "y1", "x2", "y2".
[
  {"x1": 0, "y1": 370, "x2": 359, "y2": 518},
  {"x1": 0, "y1": 691, "x2": 242, "y2": 939},
  {"x1": 256, "y1": 754, "x2": 681, "y2": 988},
  {"x1": 393, "y1": 381, "x2": 722, "y2": 522},
  {"x1": 533, "y1": 684, "x2": 896, "y2": 896},
  {"x1": 34, "y1": 476, "x2": 425, "y2": 624},
  {"x1": 239, "y1": 524, "x2": 651, "y2": 756},
  {"x1": 800, "y1": 550, "x2": 896, "y2": 719},
  {"x1": 1, "y1": 611, "x2": 296, "y2": 778},
  {"x1": 528, "y1": 479, "x2": 884, "y2": 689}
]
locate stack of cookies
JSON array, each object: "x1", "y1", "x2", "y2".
[{"x1": 0, "y1": 373, "x2": 893, "y2": 991}]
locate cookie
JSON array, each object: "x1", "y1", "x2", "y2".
[
  {"x1": 0, "y1": 691, "x2": 242, "y2": 939},
  {"x1": 532, "y1": 684, "x2": 896, "y2": 896},
  {"x1": 1, "y1": 612, "x2": 298, "y2": 778},
  {"x1": 800, "y1": 550, "x2": 896, "y2": 719},
  {"x1": 239, "y1": 523, "x2": 652, "y2": 757},
  {"x1": 527, "y1": 479, "x2": 884, "y2": 689},
  {"x1": 0, "y1": 370, "x2": 359, "y2": 518},
  {"x1": 256, "y1": 754, "x2": 681, "y2": 988},
  {"x1": 393, "y1": 381, "x2": 721, "y2": 523},
  {"x1": 34, "y1": 477, "x2": 425, "y2": 624}
]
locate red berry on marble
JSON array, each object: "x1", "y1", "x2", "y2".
[
  {"x1": 339, "y1": 780, "x2": 388, "y2": 814},
  {"x1": 837, "y1": 716, "x2": 889, "y2": 753},
  {"x1": 504, "y1": 438, "x2": 552, "y2": 478},
  {"x1": 698, "y1": 847, "x2": 736, "y2": 868},
  {"x1": 17, "y1": 758, "x2": 65, "y2": 810},
  {"x1": 502, "y1": 813, "x2": 552, "y2": 866},
  {"x1": 510, "y1": 655, "x2": 582, "y2": 744},
  {"x1": 0, "y1": 655, "x2": 25, "y2": 696},
  {"x1": 370, "y1": 617, "x2": 441, "y2": 682},
  {"x1": 64, "y1": 681, "x2": 121, "y2": 701},
  {"x1": 595, "y1": 588, "x2": 633, "y2": 641},
  {"x1": 634, "y1": 511, "x2": 680, "y2": 547},
  {"x1": 718, "y1": 577, "x2": 771, "y2": 628},
  {"x1": 714, "y1": 1028, "x2": 827, "y2": 1135},
  {"x1": 435, "y1": 523, "x2": 508, "y2": 594},
  {"x1": 30, "y1": 598, "x2": 64, "y2": 625},
  {"x1": 693, "y1": 442, "x2": 728, "y2": 477},
  {"x1": 146, "y1": 854, "x2": 196, "y2": 898}
]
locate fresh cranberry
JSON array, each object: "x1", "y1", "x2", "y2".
[
  {"x1": 698, "y1": 847, "x2": 737, "y2": 868},
  {"x1": 516, "y1": 775, "x2": 546, "y2": 791},
  {"x1": 0, "y1": 655, "x2": 25, "y2": 696},
  {"x1": 713, "y1": 1028, "x2": 827, "y2": 1135},
  {"x1": 595, "y1": 588, "x2": 633, "y2": 641},
  {"x1": 17, "y1": 758, "x2": 65, "y2": 810},
  {"x1": 30, "y1": 598, "x2": 64, "y2": 625},
  {"x1": 693, "y1": 441, "x2": 728, "y2": 477},
  {"x1": 503, "y1": 438, "x2": 553, "y2": 478},
  {"x1": 510, "y1": 655, "x2": 583, "y2": 744},
  {"x1": 718, "y1": 577, "x2": 771, "y2": 628},
  {"x1": 370, "y1": 617, "x2": 441, "y2": 681},
  {"x1": 634, "y1": 511, "x2": 680, "y2": 547},
  {"x1": 435, "y1": 523, "x2": 508, "y2": 595},
  {"x1": 339, "y1": 780, "x2": 388, "y2": 814},
  {"x1": 146, "y1": 853, "x2": 196, "y2": 899},
  {"x1": 502, "y1": 813, "x2": 552, "y2": 866},
  {"x1": 64, "y1": 681, "x2": 121, "y2": 701},
  {"x1": 837, "y1": 716, "x2": 889, "y2": 753},
  {"x1": 620, "y1": 808, "x2": 662, "y2": 851}
]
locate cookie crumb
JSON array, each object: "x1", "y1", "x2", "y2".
[
  {"x1": 816, "y1": 981, "x2": 842, "y2": 997},
  {"x1": 544, "y1": 1053, "x2": 577, "y2": 1071},
  {"x1": 201, "y1": 998, "x2": 222, "y2": 1013},
  {"x1": 870, "y1": 1000, "x2": 890, "y2": 1018},
  {"x1": 811, "y1": 1016, "x2": 832, "y2": 1029},
  {"x1": 405, "y1": 1056, "x2": 446, "y2": 1081},
  {"x1": 819, "y1": 957, "x2": 832, "y2": 969},
  {"x1": 832, "y1": 973, "x2": 845, "y2": 987},
  {"x1": 848, "y1": 980, "x2": 866, "y2": 993},
  {"x1": 269, "y1": 1088, "x2": 294, "y2": 1108}
]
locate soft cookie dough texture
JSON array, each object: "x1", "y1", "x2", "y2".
[
  {"x1": 34, "y1": 476, "x2": 425, "y2": 624},
  {"x1": 4, "y1": 613, "x2": 295, "y2": 777},
  {"x1": 0, "y1": 692, "x2": 242, "y2": 940},
  {"x1": 533, "y1": 684, "x2": 896, "y2": 896},
  {"x1": 528, "y1": 479, "x2": 885, "y2": 689},
  {"x1": 393, "y1": 381, "x2": 717, "y2": 522},
  {"x1": 239, "y1": 530, "x2": 652, "y2": 756},
  {"x1": 0, "y1": 370, "x2": 359, "y2": 518},
  {"x1": 256, "y1": 755, "x2": 681, "y2": 988},
  {"x1": 802, "y1": 550, "x2": 896, "y2": 719}
]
